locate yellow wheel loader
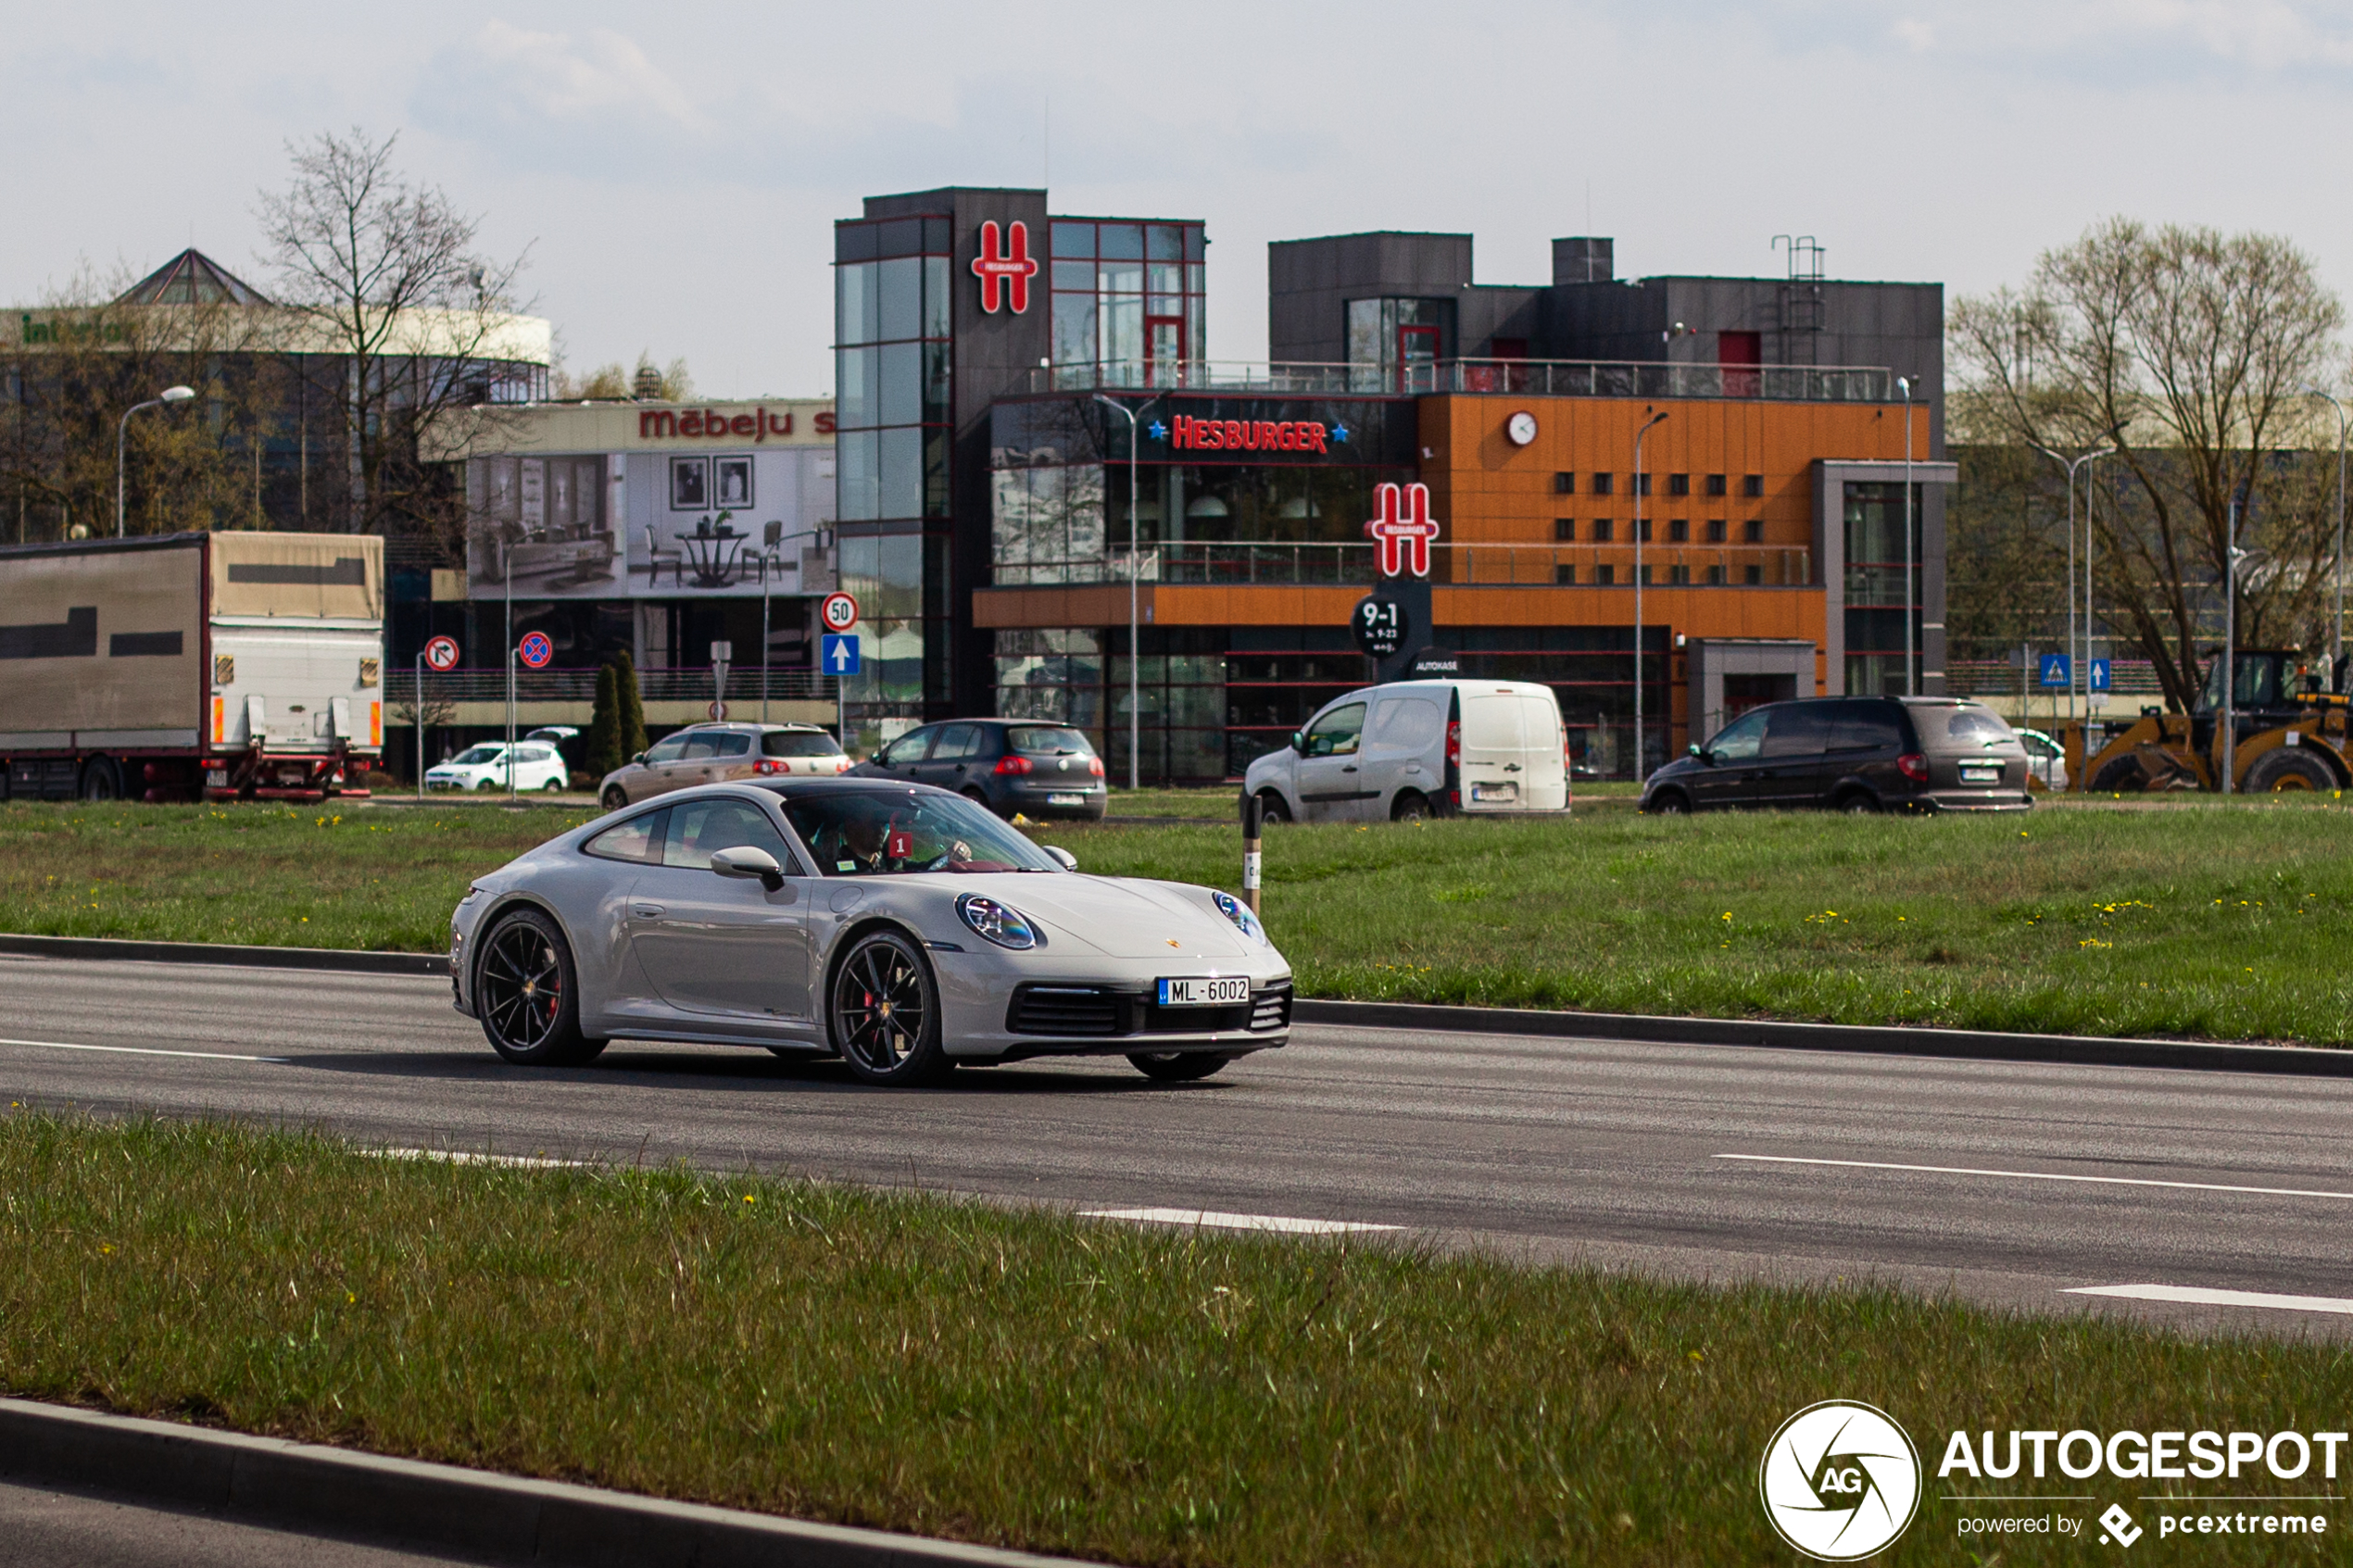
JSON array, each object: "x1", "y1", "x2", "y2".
[{"x1": 2064, "y1": 650, "x2": 2353, "y2": 795}]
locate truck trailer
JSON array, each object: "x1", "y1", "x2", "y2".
[{"x1": 0, "y1": 531, "x2": 383, "y2": 803}]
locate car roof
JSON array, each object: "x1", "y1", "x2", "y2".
[
  {"x1": 674, "y1": 721, "x2": 835, "y2": 734},
  {"x1": 746, "y1": 776, "x2": 959, "y2": 801}
]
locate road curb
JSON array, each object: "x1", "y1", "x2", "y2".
[
  {"x1": 0, "y1": 934, "x2": 447, "y2": 977},
  {"x1": 1291, "y1": 998, "x2": 2353, "y2": 1078},
  {"x1": 0, "y1": 1397, "x2": 1098, "y2": 1568}
]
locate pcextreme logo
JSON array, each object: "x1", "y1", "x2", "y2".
[{"x1": 1760, "y1": 1400, "x2": 1923, "y2": 1561}]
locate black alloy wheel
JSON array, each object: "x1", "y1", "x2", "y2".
[
  {"x1": 830, "y1": 929, "x2": 950, "y2": 1085},
  {"x1": 475, "y1": 909, "x2": 605, "y2": 1066},
  {"x1": 1127, "y1": 1050, "x2": 1233, "y2": 1082},
  {"x1": 600, "y1": 785, "x2": 628, "y2": 811}
]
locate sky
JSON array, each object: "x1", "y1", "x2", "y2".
[{"x1": 8, "y1": 1, "x2": 2353, "y2": 399}]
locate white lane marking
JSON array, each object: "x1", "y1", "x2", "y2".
[
  {"x1": 1715, "y1": 1153, "x2": 2353, "y2": 1202},
  {"x1": 368, "y1": 1148, "x2": 587, "y2": 1170},
  {"x1": 1081, "y1": 1207, "x2": 1400, "y2": 1235},
  {"x1": 0, "y1": 1035, "x2": 290, "y2": 1064},
  {"x1": 2067, "y1": 1283, "x2": 2353, "y2": 1316}
]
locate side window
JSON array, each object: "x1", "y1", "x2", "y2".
[
  {"x1": 711, "y1": 732, "x2": 753, "y2": 758},
  {"x1": 1760, "y1": 702, "x2": 1835, "y2": 759},
  {"x1": 932, "y1": 723, "x2": 981, "y2": 760},
  {"x1": 661, "y1": 799, "x2": 792, "y2": 871},
  {"x1": 1830, "y1": 701, "x2": 1908, "y2": 752},
  {"x1": 679, "y1": 734, "x2": 720, "y2": 760},
  {"x1": 643, "y1": 734, "x2": 688, "y2": 764},
  {"x1": 583, "y1": 808, "x2": 668, "y2": 863},
  {"x1": 1302, "y1": 702, "x2": 1367, "y2": 758},
  {"x1": 882, "y1": 728, "x2": 935, "y2": 766},
  {"x1": 1366, "y1": 699, "x2": 1441, "y2": 750},
  {"x1": 1705, "y1": 709, "x2": 1768, "y2": 763}
]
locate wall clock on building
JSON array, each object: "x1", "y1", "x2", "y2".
[{"x1": 1505, "y1": 410, "x2": 1538, "y2": 445}]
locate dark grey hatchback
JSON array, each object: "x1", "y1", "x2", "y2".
[
  {"x1": 1640, "y1": 696, "x2": 2033, "y2": 814},
  {"x1": 850, "y1": 718, "x2": 1108, "y2": 822}
]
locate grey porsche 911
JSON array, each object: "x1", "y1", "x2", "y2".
[{"x1": 448, "y1": 778, "x2": 1292, "y2": 1085}]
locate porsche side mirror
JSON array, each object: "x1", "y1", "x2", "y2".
[
  {"x1": 710, "y1": 845, "x2": 785, "y2": 891},
  {"x1": 1043, "y1": 846, "x2": 1077, "y2": 871}
]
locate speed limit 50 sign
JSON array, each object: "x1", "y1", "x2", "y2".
[{"x1": 820, "y1": 592, "x2": 859, "y2": 633}]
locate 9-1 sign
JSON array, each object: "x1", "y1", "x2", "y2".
[{"x1": 1352, "y1": 596, "x2": 1407, "y2": 659}]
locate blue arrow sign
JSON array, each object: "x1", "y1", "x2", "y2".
[
  {"x1": 822, "y1": 633, "x2": 861, "y2": 676},
  {"x1": 2088, "y1": 658, "x2": 2111, "y2": 693},
  {"x1": 2038, "y1": 652, "x2": 2071, "y2": 689}
]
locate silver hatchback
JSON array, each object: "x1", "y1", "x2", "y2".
[{"x1": 598, "y1": 722, "x2": 849, "y2": 810}]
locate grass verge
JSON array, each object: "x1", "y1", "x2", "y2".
[
  {"x1": 5, "y1": 1113, "x2": 2343, "y2": 1567},
  {"x1": 9, "y1": 797, "x2": 2353, "y2": 1043}
]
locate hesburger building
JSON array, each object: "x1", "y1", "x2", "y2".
[{"x1": 836, "y1": 188, "x2": 1954, "y2": 783}]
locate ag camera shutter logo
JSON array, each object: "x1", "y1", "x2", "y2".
[{"x1": 1759, "y1": 1400, "x2": 1922, "y2": 1560}]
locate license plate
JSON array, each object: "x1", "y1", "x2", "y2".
[
  {"x1": 1470, "y1": 782, "x2": 1518, "y2": 802},
  {"x1": 1157, "y1": 976, "x2": 1250, "y2": 1007},
  {"x1": 206, "y1": 769, "x2": 228, "y2": 787},
  {"x1": 1047, "y1": 793, "x2": 1086, "y2": 806},
  {"x1": 1960, "y1": 764, "x2": 2000, "y2": 784}
]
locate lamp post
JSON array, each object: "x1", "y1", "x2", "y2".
[
  {"x1": 1092, "y1": 393, "x2": 1163, "y2": 792},
  {"x1": 116, "y1": 386, "x2": 195, "y2": 536},
  {"x1": 2311, "y1": 388, "x2": 2348, "y2": 675},
  {"x1": 2032, "y1": 443, "x2": 2114, "y2": 726},
  {"x1": 1631, "y1": 409, "x2": 1668, "y2": 780},
  {"x1": 759, "y1": 524, "x2": 827, "y2": 723},
  {"x1": 2222, "y1": 490, "x2": 2252, "y2": 795}
]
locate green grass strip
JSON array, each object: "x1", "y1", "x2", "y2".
[{"x1": 4, "y1": 1113, "x2": 2348, "y2": 1565}]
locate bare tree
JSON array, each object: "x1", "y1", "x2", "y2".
[
  {"x1": 1952, "y1": 220, "x2": 2345, "y2": 709},
  {"x1": 256, "y1": 129, "x2": 534, "y2": 546}
]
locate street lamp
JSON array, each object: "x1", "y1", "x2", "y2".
[
  {"x1": 2309, "y1": 387, "x2": 2347, "y2": 675},
  {"x1": 1631, "y1": 409, "x2": 1668, "y2": 780},
  {"x1": 2222, "y1": 489, "x2": 2258, "y2": 796},
  {"x1": 759, "y1": 523, "x2": 829, "y2": 722},
  {"x1": 1898, "y1": 376, "x2": 1915, "y2": 696},
  {"x1": 1092, "y1": 392, "x2": 1164, "y2": 792},
  {"x1": 2032, "y1": 441, "x2": 2116, "y2": 724},
  {"x1": 116, "y1": 385, "x2": 195, "y2": 536}
]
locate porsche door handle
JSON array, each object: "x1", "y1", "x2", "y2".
[{"x1": 632, "y1": 904, "x2": 664, "y2": 920}]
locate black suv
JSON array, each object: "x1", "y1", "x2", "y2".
[
  {"x1": 852, "y1": 719, "x2": 1108, "y2": 821},
  {"x1": 1640, "y1": 696, "x2": 2032, "y2": 814}
]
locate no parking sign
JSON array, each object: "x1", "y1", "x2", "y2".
[{"x1": 518, "y1": 632, "x2": 553, "y2": 670}]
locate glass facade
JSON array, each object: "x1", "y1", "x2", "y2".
[
  {"x1": 836, "y1": 216, "x2": 955, "y2": 745},
  {"x1": 1842, "y1": 481, "x2": 1925, "y2": 697},
  {"x1": 1345, "y1": 297, "x2": 1455, "y2": 391},
  {"x1": 1050, "y1": 220, "x2": 1206, "y2": 387}
]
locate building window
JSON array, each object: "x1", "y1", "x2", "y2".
[
  {"x1": 1554, "y1": 563, "x2": 1576, "y2": 585},
  {"x1": 1705, "y1": 519, "x2": 1727, "y2": 543},
  {"x1": 1634, "y1": 473, "x2": 1652, "y2": 497},
  {"x1": 1554, "y1": 471, "x2": 1575, "y2": 495},
  {"x1": 1050, "y1": 219, "x2": 1207, "y2": 385},
  {"x1": 1593, "y1": 564, "x2": 1616, "y2": 585},
  {"x1": 1667, "y1": 473, "x2": 1690, "y2": 497},
  {"x1": 1637, "y1": 519, "x2": 1652, "y2": 543},
  {"x1": 1743, "y1": 564, "x2": 1764, "y2": 584},
  {"x1": 1705, "y1": 564, "x2": 1726, "y2": 585},
  {"x1": 1637, "y1": 564, "x2": 1653, "y2": 585},
  {"x1": 1554, "y1": 519, "x2": 1576, "y2": 541},
  {"x1": 1743, "y1": 519, "x2": 1765, "y2": 543},
  {"x1": 1667, "y1": 519, "x2": 1689, "y2": 543},
  {"x1": 1591, "y1": 472, "x2": 1615, "y2": 496},
  {"x1": 1706, "y1": 473, "x2": 1728, "y2": 497},
  {"x1": 1592, "y1": 519, "x2": 1614, "y2": 542},
  {"x1": 1668, "y1": 564, "x2": 1691, "y2": 585},
  {"x1": 1743, "y1": 473, "x2": 1765, "y2": 497}
]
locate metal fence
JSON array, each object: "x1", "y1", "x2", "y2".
[
  {"x1": 1029, "y1": 358, "x2": 1894, "y2": 403},
  {"x1": 1945, "y1": 659, "x2": 2169, "y2": 699},
  {"x1": 385, "y1": 667, "x2": 837, "y2": 707},
  {"x1": 991, "y1": 543, "x2": 1815, "y2": 589}
]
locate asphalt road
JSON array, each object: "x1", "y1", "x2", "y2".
[{"x1": 7, "y1": 953, "x2": 2353, "y2": 1337}]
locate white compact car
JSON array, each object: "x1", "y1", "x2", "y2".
[
  {"x1": 426, "y1": 742, "x2": 570, "y2": 794},
  {"x1": 1245, "y1": 679, "x2": 1569, "y2": 822}
]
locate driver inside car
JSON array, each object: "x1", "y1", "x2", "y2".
[{"x1": 809, "y1": 797, "x2": 974, "y2": 874}]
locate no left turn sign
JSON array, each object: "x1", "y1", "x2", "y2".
[
  {"x1": 820, "y1": 592, "x2": 859, "y2": 633},
  {"x1": 423, "y1": 636, "x2": 460, "y2": 671}
]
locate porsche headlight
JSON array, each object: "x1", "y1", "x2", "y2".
[
  {"x1": 956, "y1": 893, "x2": 1040, "y2": 950},
  {"x1": 1212, "y1": 890, "x2": 1270, "y2": 947}
]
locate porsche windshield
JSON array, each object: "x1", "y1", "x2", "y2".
[{"x1": 780, "y1": 790, "x2": 1061, "y2": 875}]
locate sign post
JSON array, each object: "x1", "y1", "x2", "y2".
[
  {"x1": 515, "y1": 632, "x2": 553, "y2": 800},
  {"x1": 1239, "y1": 789, "x2": 1264, "y2": 916},
  {"x1": 710, "y1": 640, "x2": 732, "y2": 723},
  {"x1": 418, "y1": 636, "x2": 459, "y2": 801},
  {"x1": 1363, "y1": 482, "x2": 1441, "y2": 685},
  {"x1": 821, "y1": 593, "x2": 860, "y2": 752}
]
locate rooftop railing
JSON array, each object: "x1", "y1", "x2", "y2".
[
  {"x1": 989, "y1": 542, "x2": 1818, "y2": 589},
  {"x1": 1027, "y1": 358, "x2": 1894, "y2": 403}
]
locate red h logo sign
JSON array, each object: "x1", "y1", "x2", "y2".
[
  {"x1": 1365, "y1": 482, "x2": 1441, "y2": 576},
  {"x1": 971, "y1": 220, "x2": 1038, "y2": 315}
]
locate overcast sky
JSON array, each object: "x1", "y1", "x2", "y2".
[{"x1": 7, "y1": 2, "x2": 2353, "y2": 398}]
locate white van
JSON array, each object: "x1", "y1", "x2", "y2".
[{"x1": 1243, "y1": 679, "x2": 1569, "y2": 822}]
